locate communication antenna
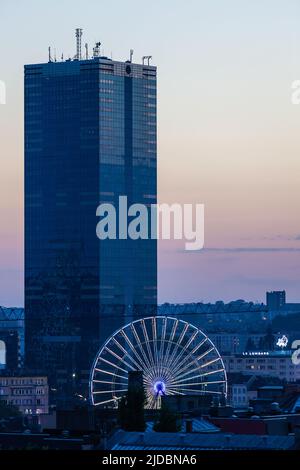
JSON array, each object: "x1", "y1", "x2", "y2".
[
  {"x1": 142, "y1": 55, "x2": 152, "y2": 66},
  {"x1": 85, "y1": 43, "x2": 89, "y2": 60},
  {"x1": 130, "y1": 49, "x2": 134, "y2": 62},
  {"x1": 75, "y1": 28, "x2": 83, "y2": 60},
  {"x1": 48, "y1": 46, "x2": 52, "y2": 62},
  {"x1": 93, "y1": 42, "x2": 101, "y2": 58}
]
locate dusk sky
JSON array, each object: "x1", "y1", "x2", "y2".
[{"x1": 1, "y1": 0, "x2": 300, "y2": 306}]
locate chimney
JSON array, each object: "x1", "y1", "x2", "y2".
[
  {"x1": 185, "y1": 419, "x2": 193, "y2": 433},
  {"x1": 75, "y1": 28, "x2": 83, "y2": 60}
]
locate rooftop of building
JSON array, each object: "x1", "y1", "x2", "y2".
[
  {"x1": 110, "y1": 429, "x2": 295, "y2": 450},
  {"x1": 145, "y1": 418, "x2": 220, "y2": 434},
  {"x1": 158, "y1": 300, "x2": 267, "y2": 315},
  {"x1": 25, "y1": 29, "x2": 156, "y2": 71}
]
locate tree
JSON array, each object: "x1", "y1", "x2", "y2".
[
  {"x1": 246, "y1": 338, "x2": 256, "y2": 351},
  {"x1": 259, "y1": 326, "x2": 275, "y2": 351},
  {"x1": 264, "y1": 326, "x2": 275, "y2": 350},
  {"x1": 118, "y1": 385, "x2": 146, "y2": 432},
  {"x1": 153, "y1": 404, "x2": 181, "y2": 433},
  {"x1": 0, "y1": 400, "x2": 21, "y2": 419}
]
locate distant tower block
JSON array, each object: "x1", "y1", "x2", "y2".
[{"x1": 75, "y1": 28, "x2": 83, "y2": 60}]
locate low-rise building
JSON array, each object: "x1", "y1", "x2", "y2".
[
  {"x1": 0, "y1": 374, "x2": 49, "y2": 415},
  {"x1": 230, "y1": 383, "x2": 249, "y2": 408},
  {"x1": 223, "y1": 350, "x2": 300, "y2": 382}
]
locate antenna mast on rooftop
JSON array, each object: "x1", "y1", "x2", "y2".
[
  {"x1": 142, "y1": 55, "x2": 152, "y2": 66},
  {"x1": 75, "y1": 28, "x2": 83, "y2": 60},
  {"x1": 93, "y1": 42, "x2": 101, "y2": 58},
  {"x1": 85, "y1": 43, "x2": 89, "y2": 60}
]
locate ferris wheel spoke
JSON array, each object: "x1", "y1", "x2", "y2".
[
  {"x1": 143, "y1": 373, "x2": 157, "y2": 385},
  {"x1": 94, "y1": 398, "x2": 121, "y2": 406},
  {"x1": 199, "y1": 357, "x2": 221, "y2": 369},
  {"x1": 178, "y1": 388, "x2": 223, "y2": 395},
  {"x1": 130, "y1": 323, "x2": 152, "y2": 370},
  {"x1": 176, "y1": 368, "x2": 225, "y2": 384},
  {"x1": 200, "y1": 368, "x2": 225, "y2": 377},
  {"x1": 93, "y1": 379, "x2": 127, "y2": 386},
  {"x1": 164, "y1": 322, "x2": 189, "y2": 369},
  {"x1": 119, "y1": 329, "x2": 150, "y2": 371},
  {"x1": 152, "y1": 317, "x2": 159, "y2": 369},
  {"x1": 96, "y1": 356, "x2": 129, "y2": 375},
  {"x1": 169, "y1": 329, "x2": 199, "y2": 371},
  {"x1": 93, "y1": 389, "x2": 128, "y2": 395},
  {"x1": 94, "y1": 367, "x2": 128, "y2": 381},
  {"x1": 173, "y1": 380, "x2": 226, "y2": 387},
  {"x1": 141, "y1": 319, "x2": 156, "y2": 368},
  {"x1": 104, "y1": 346, "x2": 136, "y2": 372},
  {"x1": 166, "y1": 388, "x2": 185, "y2": 395},
  {"x1": 95, "y1": 357, "x2": 128, "y2": 374},
  {"x1": 111, "y1": 336, "x2": 147, "y2": 372},
  {"x1": 173, "y1": 363, "x2": 221, "y2": 383},
  {"x1": 171, "y1": 345, "x2": 217, "y2": 378},
  {"x1": 146, "y1": 393, "x2": 156, "y2": 409},
  {"x1": 171, "y1": 337, "x2": 209, "y2": 377},
  {"x1": 157, "y1": 317, "x2": 167, "y2": 378},
  {"x1": 160, "y1": 368, "x2": 175, "y2": 383},
  {"x1": 196, "y1": 346, "x2": 215, "y2": 362},
  {"x1": 203, "y1": 380, "x2": 226, "y2": 385},
  {"x1": 162, "y1": 319, "x2": 178, "y2": 368}
]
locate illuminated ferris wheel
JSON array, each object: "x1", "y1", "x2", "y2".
[{"x1": 90, "y1": 316, "x2": 227, "y2": 409}]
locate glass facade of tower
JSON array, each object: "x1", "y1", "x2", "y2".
[{"x1": 24, "y1": 57, "x2": 157, "y2": 401}]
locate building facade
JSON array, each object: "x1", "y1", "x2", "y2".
[
  {"x1": 0, "y1": 375, "x2": 49, "y2": 415},
  {"x1": 266, "y1": 291, "x2": 286, "y2": 311},
  {"x1": 24, "y1": 43, "x2": 157, "y2": 401},
  {"x1": 223, "y1": 351, "x2": 300, "y2": 382}
]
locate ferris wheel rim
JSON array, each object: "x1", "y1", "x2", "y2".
[{"x1": 89, "y1": 316, "x2": 227, "y2": 407}]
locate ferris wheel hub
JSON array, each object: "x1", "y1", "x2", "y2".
[{"x1": 153, "y1": 380, "x2": 166, "y2": 396}]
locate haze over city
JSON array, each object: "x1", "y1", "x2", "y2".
[{"x1": 1, "y1": 0, "x2": 300, "y2": 306}]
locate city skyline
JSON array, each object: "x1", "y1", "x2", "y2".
[{"x1": 1, "y1": 0, "x2": 300, "y2": 307}]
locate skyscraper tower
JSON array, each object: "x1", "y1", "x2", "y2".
[{"x1": 24, "y1": 32, "x2": 157, "y2": 403}]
